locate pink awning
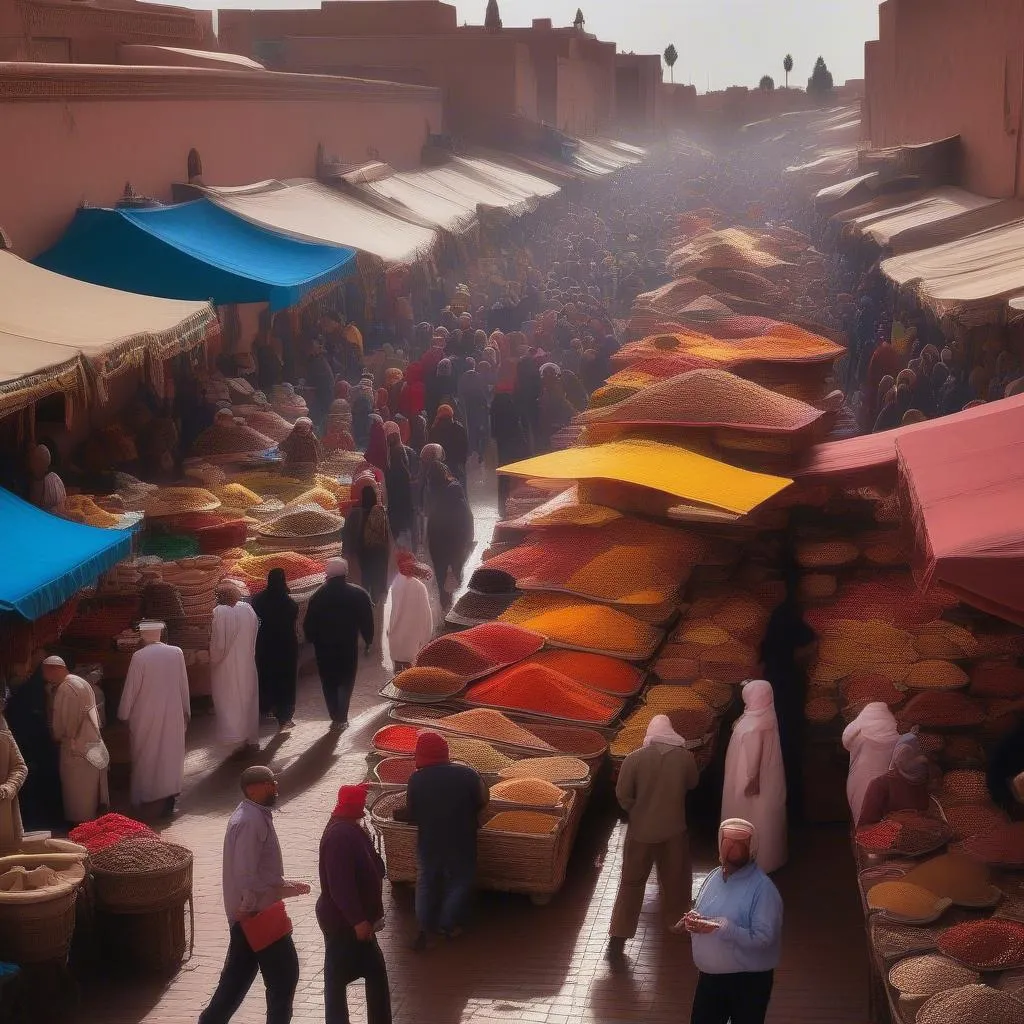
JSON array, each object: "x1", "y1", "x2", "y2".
[
  {"x1": 896, "y1": 393, "x2": 1024, "y2": 625},
  {"x1": 794, "y1": 428, "x2": 903, "y2": 485}
]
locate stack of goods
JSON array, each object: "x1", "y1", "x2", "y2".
[
  {"x1": 191, "y1": 417, "x2": 277, "y2": 464},
  {"x1": 855, "y1": 810, "x2": 951, "y2": 857},
  {"x1": 142, "y1": 487, "x2": 221, "y2": 520},
  {"x1": 498, "y1": 594, "x2": 662, "y2": 660},
  {"x1": 234, "y1": 406, "x2": 295, "y2": 444},
  {"x1": 90, "y1": 833, "x2": 194, "y2": 972},
  {"x1": 0, "y1": 848, "x2": 88, "y2": 964},
  {"x1": 231, "y1": 552, "x2": 327, "y2": 596},
  {"x1": 158, "y1": 511, "x2": 249, "y2": 554},
  {"x1": 611, "y1": 684, "x2": 717, "y2": 761},
  {"x1": 64, "y1": 494, "x2": 124, "y2": 529},
  {"x1": 255, "y1": 503, "x2": 344, "y2": 551},
  {"x1": 270, "y1": 384, "x2": 308, "y2": 422},
  {"x1": 68, "y1": 813, "x2": 155, "y2": 853}
]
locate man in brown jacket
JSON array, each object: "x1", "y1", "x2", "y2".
[{"x1": 608, "y1": 714, "x2": 699, "y2": 958}]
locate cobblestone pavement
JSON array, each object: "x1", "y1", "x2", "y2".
[{"x1": 76, "y1": 473, "x2": 870, "y2": 1024}]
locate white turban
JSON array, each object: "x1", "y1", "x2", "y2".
[
  {"x1": 139, "y1": 620, "x2": 165, "y2": 642},
  {"x1": 719, "y1": 817, "x2": 758, "y2": 861},
  {"x1": 326, "y1": 557, "x2": 349, "y2": 579},
  {"x1": 43, "y1": 655, "x2": 66, "y2": 668},
  {"x1": 643, "y1": 714, "x2": 687, "y2": 748}
]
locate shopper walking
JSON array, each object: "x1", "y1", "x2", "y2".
[
  {"x1": 210, "y1": 584, "x2": 260, "y2": 756},
  {"x1": 251, "y1": 570, "x2": 299, "y2": 731},
  {"x1": 608, "y1": 715, "x2": 699, "y2": 958},
  {"x1": 387, "y1": 551, "x2": 434, "y2": 672},
  {"x1": 682, "y1": 818, "x2": 783, "y2": 1024},
  {"x1": 317, "y1": 783, "x2": 392, "y2": 1024},
  {"x1": 304, "y1": 558, "x2": 375, "y2": 729},
  {"x1": 117, "y1": 620, "x2": 190, "y2": 816},
  {"x1": 398, "y1": 731, "x2": 487, "y2": 950},
  {"x1": 198, "y1": 766, "x2": 309, "y2": 1024}
]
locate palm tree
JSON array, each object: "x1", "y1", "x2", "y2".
[
  {"x1": 664, "y1": 44, "x2": 678, "y2": 83},
  {"x1": 783, "y1": 54, "x2": 793, "y2": 89}
]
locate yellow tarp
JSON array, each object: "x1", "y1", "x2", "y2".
[{"x1": 498, "y1": 440, "x2": 791, "y2": 515}]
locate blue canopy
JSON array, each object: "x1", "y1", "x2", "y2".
[
  {"x1": 0, "y1": 488, "x2": 133, "y2": 621},
  {"x1": 37, "y1": 200, "x2": 357, "y2": 311}
]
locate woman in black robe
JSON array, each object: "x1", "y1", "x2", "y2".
[{"x1": 251, "y1": 569, "x2": 299, "y2": 730}]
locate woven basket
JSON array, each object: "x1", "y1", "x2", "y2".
[
  {"x1": 97, "y1": 899, "x2": 190, "y2": 974},
  {"x1": 0, "y1": 888, "x2": 78, "y2": 963},
  {"x1": 370, "y1": 790, "x2": 579, "y2": 901},
  {"x1": 92, "y1": 848, "x2": 193, "y2": 913}
]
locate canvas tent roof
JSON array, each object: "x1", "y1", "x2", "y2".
[
  {"x1": 409, "y1": 163, "x2": 540, "y2": 217},
  {"x1": 838, "y1": 187, "x2": 996, "y2": 247},
  {"x1": 0, "y1": 487, "x2": 132, "y2": 621},
  {"x1": 897, "y1": 393, "x2": 1024, "y2": 625},
  {"x1": 0, "y1": 252, "x2": 215, "y2": 417},
  {"x1": 498, "y1": 439, "x2": 791, "y2": 515},
  {"x1": 352, "y1": 172, "x2": 478, "y2": 235},
  {"x1": 37, "y1": 199, "x2": 357, "y2": 310},
  {"x1": 885, "y1": 198, "x2": 1024, "y2": 256},
  {"x1": 453, "y1": 156, "x2": 560, "y2": 202},
  {"x1": 881, "y1": 217, "x2": 1024, "y2": 311},
  {"x1": 200, "y1": 179, "x2": 437, "y2": 265}
]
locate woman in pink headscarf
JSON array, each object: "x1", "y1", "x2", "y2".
[{"x1": 722, "y1": 680, "x2": 787, "y2": 873}]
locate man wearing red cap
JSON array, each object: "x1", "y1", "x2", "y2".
[
  {"x1": 398, "y1": 731, "x2": 487, "y2": 950},
  {"x1": 317, "y1": 783, "x2": 391, "y2": 1024}
]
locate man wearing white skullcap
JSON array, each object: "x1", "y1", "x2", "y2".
[
  {"x1": 41, "y1": 656, "x2": 109, "y2": 823},
  {"x1": 210, "y1": 586, "x2": 260, "y2": 756},
  {"x1": 304, "y1": 557, "x2": 374, "y2": 729},
  {"x1": 681, "y1": 818, "x2": 783, "y2": 1024},
  {"x1": 118, "y1": 621, "x2": 191, "y2": 816}
]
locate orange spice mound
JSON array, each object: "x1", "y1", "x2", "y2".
[
  {"x1": 392, "y1": 667, "x2": 465, "y2": 697},
  {"x1": 527, "y1": 650, "x2": 644, "y2": 695},
  {"x1": 465, "y1": 663, "x2": 624, "y2": 725}
]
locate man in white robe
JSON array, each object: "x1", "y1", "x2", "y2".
[
  {"x1": 210, "y1": 584, "x2": 260, "y2": 755},
  {"x1": 387, "y1": 551, "x2": 434, "y2": 671},
  {"x1": 118, "y1": 620, "x2": 191, "y2": 817},
  {"x1": 721, "y1": 679, "x2": 787, "y2": 874},
  {"x1": 42, "y1": 656, "x2": 109, "y2": 824}
]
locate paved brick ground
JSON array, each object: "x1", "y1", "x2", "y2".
[{"x1": 73, "y1": 474, "x2": 871, "y2": 1024}]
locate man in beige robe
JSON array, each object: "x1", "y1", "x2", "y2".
[{"x1": 42, "y1": 656, "x2": 109, "y2": 824}]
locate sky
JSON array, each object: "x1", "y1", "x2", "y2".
[{"x1": 169, "y1": 0, "x2": 881, "y2": 93}]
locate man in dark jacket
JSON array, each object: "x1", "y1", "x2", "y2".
[
  {"x1": 399, "y1": 731, "x2": 487, "y2": 950},
  {"x1": 317, "y1": 783, "x2": 391, "y2": 1024},
  {"x1": 303, "y1": 558, "x2": 374, "y2": 730}
]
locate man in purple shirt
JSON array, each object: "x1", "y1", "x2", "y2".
[
  {"x1": 317, "y1": 783, "x2": 391, "y2": 1024},
  {"x1": 198, "y1": 766, "x2": 311, "y2": 1024}
]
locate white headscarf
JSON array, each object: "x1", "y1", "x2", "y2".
[
  {"x1": 643, "y1": 713, "x2": 687, "y2": 748},
  {"x1": 842, "y1": 701, "x2": 899, "y2": 748},
  {"x1": 326, "y1": 557, "x2": 349, "y2": 579},
  {"x1": 738, "y1": 679, "x2": 778, "y2": 730},
  {"x1": 719, "y1": 817, "x2": 759, "y2": 861}
]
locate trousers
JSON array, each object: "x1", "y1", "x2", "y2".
[
  {"x1": 609, "y1": 831, "x2": 691, "y2": 938},
  {"x1": 415, "y1": 856, "x2": 475, "y2": 933},
  {"x1": 690, "y1": 969, "x2": 774, "y2": 1024},
  {"x1": 317, "y1": 658, "x2": 357, "y2": 724},
  {"x1": 198, "y1": 924, "x2": 299, "y2": 1024},
  {"x1": 323, "y1": 929, "x2": 392, "y2": 1024}
]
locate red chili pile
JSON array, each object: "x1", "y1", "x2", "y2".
[
  {"x1": 938, "y1": 919, "x2": 1024, "y2": 970},
  {"x1": 68, "y1": 812, "x2": 156, "y2": 854}
]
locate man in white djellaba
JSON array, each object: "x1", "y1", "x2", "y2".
[
  {"x1": 118, "y1": 620, "x2": 191, "y2": 817},
  {"x1": 210, "y1": 584, "x2": 260, "y2": 756},
  {"x1": 41, "y1": 656, "x2": 109, "y2": 824}
]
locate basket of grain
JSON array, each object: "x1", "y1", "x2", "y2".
[
  {"x1": 0, "y1": 853, "x2": 85, "y2": 963},
  {"x1": 370, "y1": 789, "x2": 578, "y2": 904},
  {"x1": 91, "y1": 836, "x2": 193, "y2": 913}
]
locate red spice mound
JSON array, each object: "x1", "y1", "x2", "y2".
[
  {"x1": 466, "y1": 663, "x2": 625, "y2": 725},
  {"x1": 375, "y1": 757, "x2": 417, "y2": 785},
  {"x1": 416, "y1": 623, "x2": 544, "y2": 677},
  {"x1": 938, "y1": 919, "x2": 1024, "y2": 970},
  {"x1": 898, "y1": 691, "x2": 985, "y2": 730},
  {"x1": 527, "y1": 650, "x2": 644, "y2": 695},
  {"x1": 68, "y1": 812, "x2": 156, "y2": 854},
  {"x1": 842, "y1": 672, "x2": 906, "y2": 709},
  {"x1": 856, "y1": 813, "x2": 950, "y2": 855},
  {"x1": 958, "y1": 822, "x2": 1024, "y2": 867},
  {"x1": 970, "y1": 660, "x2": 1024, "y2": 699},
  {"x1": 372, "y1": 724, "x2": 420, "y2": 754}
]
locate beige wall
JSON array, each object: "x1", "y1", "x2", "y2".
[
  {"x1": 865, "y1": 0, "x2": 1024, "y2": 198},
  {"x1": 0, "y1": 66, "x2": 442, "y2": 258}
]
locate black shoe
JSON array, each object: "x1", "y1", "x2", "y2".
[
  {"x1": 412, "y1": 930, "x2": 429, "y2": 952},
  {"x1": 161, "y1": 796, "x2": 176, "y2": 819},
  {"x1": 328, "y1": 719, "x2": 348, "y2": 733},
  {"x1": 606, "y1": 937, "x2": 626, "y2": 959}
]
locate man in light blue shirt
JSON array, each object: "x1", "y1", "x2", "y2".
[{"x1": 681, "y1": 817, "x2": 783, "y2": 1024}]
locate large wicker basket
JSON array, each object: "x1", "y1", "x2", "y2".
[
  {"x1": 92, "y1": 843, "x2": 193, "y2": 914},
  {"x1": 370, "y1": 789, "x2": 582, "y2": 905},
  {"x1": 0, "y1": 888, "x2": 78, "y2": 963}
]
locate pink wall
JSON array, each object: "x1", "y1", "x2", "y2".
[
  {"x1": 0, "y1": 64, "x2": 441, "y2": 257},
  {"x1": 865, "y1": 0, "x2": 1024, "y2": 198}
]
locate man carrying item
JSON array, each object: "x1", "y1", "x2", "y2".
[
  {"x1": 608, "y1": 714, "x2": 699, "y2": 959},
  {"x1": 681, "y1": 818, "x2": 783, "y2": 1024},
  {"x1": 41, "y1": 656, "x2": 109, "y2": 824},
  {"x1": 210, "y1": 584, "x2": 260, "y2": 756},
  {"x1": 304, "y1": 558, "x2": 374, "y2": 730},
  {"x1": 199, "y1": 766, "x2": 310, "y2": 1024},
  {"x1": 399, "y1": 731, "x2": 487, "y2": 950},
  {"x1": 317, "y1": 783, "x2": 392, "y2": 1024},
  {"x1": 118, "y1": 620, "x2": 191, "y2": 817}
]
